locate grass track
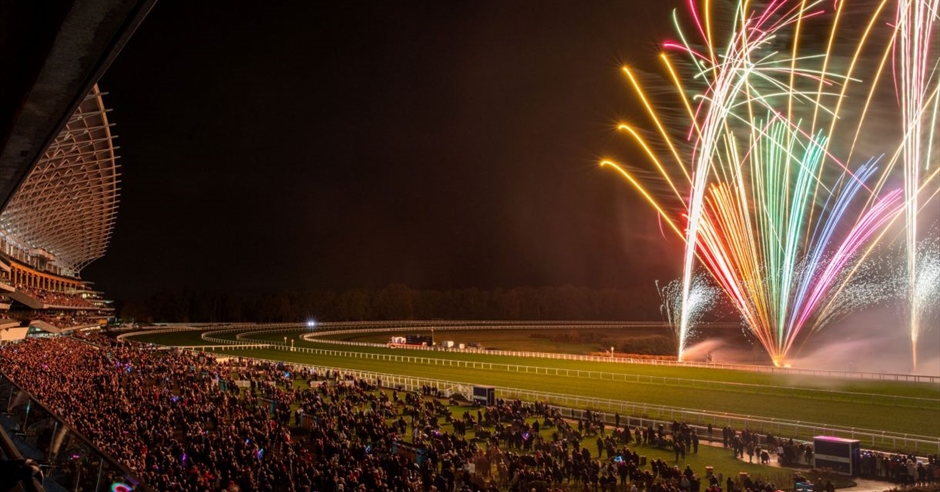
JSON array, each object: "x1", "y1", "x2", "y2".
[
  {"x1": 127, "y1": 329, "x2": 940, "y2": 438},
  {"x1": 251, "y1": 330, "x2": 940, "y2": 399},
  {"x1": 212, "y1": 347, "x2": 939, "y2": 437},
  {"x1": 323, "y1": 329, "x2": 612, "y2": 354}
]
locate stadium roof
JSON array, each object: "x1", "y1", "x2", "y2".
[
  {"x1": 0, "y1": 0, "x2": 155, "y2": 212},
  {"x1": 0, "y1": 86, "x2": 120, "y2": 276},
  {"x1": 0, "y1": 0, "x2": 155, "y2": 279}
]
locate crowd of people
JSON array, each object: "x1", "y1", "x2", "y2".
[
  {"x1": 857, "y1": 451, "x2": 939, "y2": 484},
  {"x1": 717, "y1": 426, "x2": 813, "y2": 468},
  {"x1": 15, "y1": 285, "x2": 96, "y2": 309},
  {"x1": 0, "y1": 333, "x2": 936, "y2": 492},
  {"x1": 26, "y1": 312, "x2": 95, "y2": 329}
]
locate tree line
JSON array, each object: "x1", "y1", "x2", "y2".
[{"x1": 118, "y1": 284, "x2": 665, "y2": 323}]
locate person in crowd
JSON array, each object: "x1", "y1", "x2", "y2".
[{"x1": 1, "y1": 333, "x2": 936, "y2": 492}]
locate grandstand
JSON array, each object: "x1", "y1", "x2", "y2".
[{"x1": 0, "y1": 85, "x2": 118, "y2": 340}]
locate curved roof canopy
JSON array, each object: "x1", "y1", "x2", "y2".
[{"x1": 0, "y1": 85, "x2": 120, "y2": 277}]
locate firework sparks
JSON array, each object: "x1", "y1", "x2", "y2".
[
  {"x1": 910, "y1": 239, "x2": 940, "y2": 366},
  {"x1": 896, "y1": 0, "x2": 940, "y2": 370},
  {"x1": 605, "y1": 0, "x2": 939, "y2": 367},
  {"x1": 658, "y1": 274, "x2": 719, "y2": 358}
]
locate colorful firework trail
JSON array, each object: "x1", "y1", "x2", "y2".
[
  {"x1": 897, "y1": 0, "x2": 940, "y2": 370},
  {"x1": 603, "y1": 0, "x2": 940, "y2": 366}
]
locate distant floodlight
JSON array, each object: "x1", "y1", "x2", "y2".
[{"x1": 306, "y1": 320, "x2": 317, "y2": 328}]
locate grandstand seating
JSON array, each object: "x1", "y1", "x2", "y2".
[{"x1": 13, "y1": 286, "x2": 96, "y2": 309}]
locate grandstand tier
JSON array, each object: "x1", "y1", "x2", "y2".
[{"x1": 0, "y1": 85, "x2": 119, "y2": 339}]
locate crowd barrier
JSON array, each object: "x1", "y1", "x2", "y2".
[
  {"x1": 0, "y1": 373, "x2": 151, "y2": 492},
  {"x1": 195, "y1": 348, "x2": 940, "y2": 455},
  {"x1": 124, "y1": 322, "x2": 940, "y2": 454},
  {"x1": 163, "y1": 320, "x2": 936, "y2": 386},
  {"x1": 301, "y1": 324, "x2": 940, "y2": 384},
  {"x1": 195, "y1": 323, "x2": 940, "y2": 407},
  {"x1": 212, "y1": 342, "x2": 938, "y2": 410}
]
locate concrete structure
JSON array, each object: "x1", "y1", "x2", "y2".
[
  {"x1": 0, "y1": 0, "x2": 156, "y2": 210},
  {"x1": 0, "y1": 87, "x2": 119, "y2": 336},
  {"x1": 0, "y1": 0, "x2": 155, "y2": 338}
]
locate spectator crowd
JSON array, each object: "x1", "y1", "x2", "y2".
[
  {"x1": 26, "y1": 312, "x2": 95, "y2": 329},
  {"x1": 15, "y1": 285, "x2": 96, "y2": 309},
  {"x1": 0, "y1": 334, "x2": 936, "y2": 492}
]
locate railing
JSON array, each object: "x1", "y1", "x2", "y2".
[
  {"x1": 0, "y1": 425, "x2": 43, "y2": 492},
  {"x1": 0, "y1": 373, "x2": 150, "y2": 492},
  {"x1": 201, "y1": 322, "x2": 940, "y2": 386},
  {"x1": 200, "y1": 324, "x2": 301, "y2": 345},
  {"x1": 300, "y1": 324, "x2": 940, "y2": 384},
  {"x1": 191, "y1": 344, "x2": 274, "y2": 351},
  {"x1": 203, "y1": 325, "x2": 940, "y2": 407},
  {"x1": 229, "y1": 343, "x2": 935, "y2": 409},
  {"x1": 120, "y1": 322, "x2": 940, "y2": 452},
  {"x1": 131, "y1": 321, "x2": 939, "y2": 384},
  {"x1": 193, "y1": 349, "x2": 940, "y2": 455}
]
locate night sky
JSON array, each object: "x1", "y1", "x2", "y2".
[{"x1": 83, "y1": 1, "x2": 689, "y2": 300}]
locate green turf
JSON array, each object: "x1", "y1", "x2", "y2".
[
  {"x1": 237, "y1": 377, "x2": 805, "y2": 490},
  {"x1": 322, "y1": 328, "x2": 621, "y2": 354},
  {"x1": 204, "y1": 347, "x2": 940, "y2": 439},
  {"x1": 244, "y1": 330, "x2": 940, "y2": 400},
  {"x1": 128, "y1": 328, "x2": 940, "y2": 441}
]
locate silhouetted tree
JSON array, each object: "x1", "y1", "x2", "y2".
[{"x1": 132, "y1": 284, "x2": 666, "y2": 323}]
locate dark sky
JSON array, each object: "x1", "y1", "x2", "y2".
[{"x1": 83, "y1": 1, "x2": 688, "y2": 300}]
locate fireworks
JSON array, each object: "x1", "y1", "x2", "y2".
[
  {"x1": 604, "y1": 0, "x2": 940, "y2": 367},
  {"x1": 658, "y1": 274, "x2": 719, "y2": 358},
  {"x1": 910, "y1": 240, "x2": 940, "y2": 365},
  {"x1": 897, "y1": 0, "x2": 940, "y2": 370}
]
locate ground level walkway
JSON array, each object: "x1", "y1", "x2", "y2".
[{"x1": 714, "y1": 440, "x2": 912, "y2": 492}]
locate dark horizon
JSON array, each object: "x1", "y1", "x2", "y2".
[{"x1": 82, "y1": 1, "x2": 688, "y2": 307}]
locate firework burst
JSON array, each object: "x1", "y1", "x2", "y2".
[{"x1": 604, "y1": 0, "x2": 940, "y2": 367}]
